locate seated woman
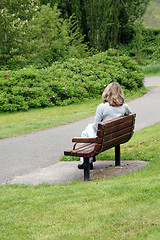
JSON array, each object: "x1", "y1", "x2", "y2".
[{"x1": 78, "y1": 82, "x2": 131, "y2": 170}]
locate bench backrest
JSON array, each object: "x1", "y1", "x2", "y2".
[{"x1": 94, "y1": 113, "x2": 136, "y2": 154}]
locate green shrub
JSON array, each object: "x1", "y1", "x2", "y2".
[
  {"x1": 118, "y1": 28, "x2": 160, "y2": 65},
  {"x1": 0, "y1": 49, "x2": 144, "y2": 112}
]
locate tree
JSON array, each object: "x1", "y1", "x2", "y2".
[
  {"x1": 0, "y1": 0, "x2": 39, "y2": 62},
  {"x1": 26, "y1": 4, "x2": 88, "y2": 67},
  {"x1": 133, "y1": 21, "x2": 143, "y2": 64},
  {"x1": 38, "y1": 0, "x2": 150, "y2": 51},
  {"x1": 118, "y1": 0, "x2": 150, "y2": 44}
]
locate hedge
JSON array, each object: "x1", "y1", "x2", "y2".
[{"x1": 0, "y1": 49, "x2": 144, "y2": 112}]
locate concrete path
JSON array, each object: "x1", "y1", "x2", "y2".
[{"x1": 0, "y1": 77, "x2": 160, "y2": 185}]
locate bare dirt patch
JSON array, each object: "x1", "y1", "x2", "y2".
[{"x1": 90, "y1": 160, "x2": 149, "y2": 180}]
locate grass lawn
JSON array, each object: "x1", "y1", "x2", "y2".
[
  {"x1": 0, "y1": 122, "x2": 160, "y2": 239},
  {"x1": 0, "y1": 87, "x2": 147, "y2": 139},
  {"x1": 142, "y1": 61, "x2": 160, "y2": 77}
]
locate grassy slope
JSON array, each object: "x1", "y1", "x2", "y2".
[
  {"x1": 143, "y1": 62, "x2": 160, "y2": 76},
  {"x1": 0, "y1": 122, "x2": 160, "y2": 240}
]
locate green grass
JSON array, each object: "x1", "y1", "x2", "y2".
[
  {"x1": 0, "y1": 98, "x2": 100, "y2": 139},
  {"x1": 0, "y1": 122, "x2": 160, "y2": 239},
  {"x1": 143, "y1": 61, "x2": 160, "y2": 76},
  {"x1": 0, "y1": 87, "x2": 147, "y2": 139}
]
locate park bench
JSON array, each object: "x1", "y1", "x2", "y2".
[{"x1": 64, "y1": 113, "x2": 136, "y2": 181}]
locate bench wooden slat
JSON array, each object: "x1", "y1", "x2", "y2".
[
  {"x1": 104, "y1": 120, "x2": 133, "y2": 135},
  {"x1": 95, "y1": 132, "x2": 132, "y2": 152},
  {"x1": 64, "y1": 143, "x2": 97, "y2": 157},
  {"x1": 75, "y1": 143, "x2": 96, "y2": 153},
  {"x1": 72, "y1": 137, "x2": 96, "y2": 143},
  {"x1": 72, "y1": 143, "x2": 97, "y2": 157},
  {"x1": 103, "y1": 126, "x2": 133, "y2": 142},
  {"x1": 72, "y1": 137, "x2": 102, "y2": 144},
  {"x1": 64, "y1": 142, "x2": 91, "y2": 155},
  {"x1": 97, "y1": 119, "x2": 135, "y2": 137},
  {"x1": 98, "y1": 114, "x2": 134, "y2": 130},
  {"x1": 64, "y1": 143, "x2": 90, "y2": 155},
  {"x1": 96, "y1": 130, "x2": 104, "y2": 138}
]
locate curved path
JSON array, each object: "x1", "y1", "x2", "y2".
[{"x1": 0, "y1": 77, "x2": 160, "y2": 185}]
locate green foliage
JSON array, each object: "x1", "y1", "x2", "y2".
[
  {"x1": 0, "y1": 3, "x2": 89, "y2": 70},
  {"x1": 0, "y1": 0, "x2": 151, "y2": 70},
  {"x1": 133, "y1": 21, "x2": 143, "y2": 64},
  {"x1": 38, "y1": 0, "x2": 150, "y2": 51},
  {"x1": 0, "y1": 49, "x2": 144, "y2": 112},
  {"x1": 118, "y1": 28, "x2": 160, "y2": 65},
  {"x1": 0, "y1": 0, "x2": 39, "y2": 61},
  {"x1": 0, "y1": 87, "x2": 147, "y2": 139},
  {"x1": 26, "y1": 4, "x2": 70, "y2": 65},
  {"x1": 141, "y1": 28, "x2": 160, "y2": 64},
  {"x1": 142, "y1": 61, "x2": 160, "y2": 76},
  {"x1": 143, "y1": 0, "x2": 160, "y2": 28}
]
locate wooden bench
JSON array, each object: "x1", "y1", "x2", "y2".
[{"x1": 64, "y1": 113, "x2": 136, "y2": 181}]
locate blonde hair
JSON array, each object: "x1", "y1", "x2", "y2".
[{"x1": 102, "y1": 82, "x2": 124, "y2": 106}]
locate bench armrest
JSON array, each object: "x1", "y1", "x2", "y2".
[{"x1": 72, "y1": 137, "x2": 96, "y2": 143}]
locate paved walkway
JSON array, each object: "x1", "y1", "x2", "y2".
[{"x1": 0, "y1": 77, "x2": 160, "y2": 185}]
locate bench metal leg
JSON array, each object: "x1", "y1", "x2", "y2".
[
  {"x1": 83, "y1": 157, "x2": 90, "y2": 181},
  {"x1": 115, "y1": 144, "x2": 120, "y2": 166}
]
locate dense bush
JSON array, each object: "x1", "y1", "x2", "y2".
[
  {"x1": 0, "y1": 49, "x2": 144, "y2": 112},
  {"x1": 118, "y1": 28, "x2": 160, "y2": 65},
  {"x1": 141, "y1": 28, "x2": 160, "y2": 63}
]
